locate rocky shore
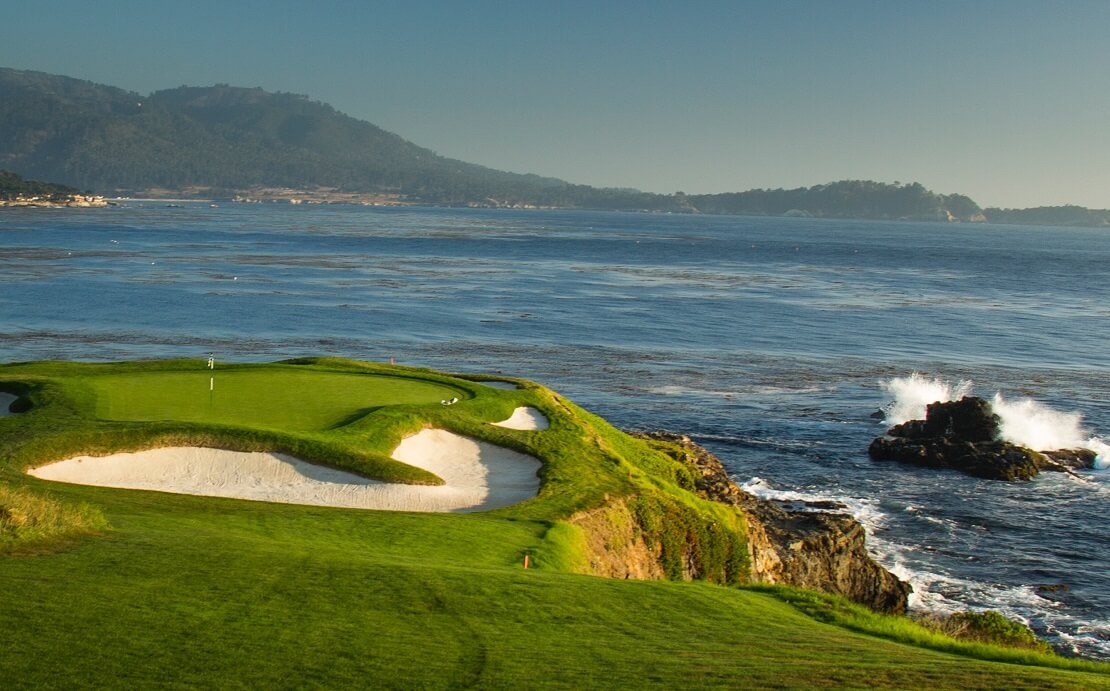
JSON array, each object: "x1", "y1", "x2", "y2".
[{"x1": 636, "y1": 431, "x2": 912, "y2": 613}]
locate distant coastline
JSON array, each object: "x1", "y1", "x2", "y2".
[
  {"x1": 0, "y1": 194, "x2": 109, "y2": 209},
  {"x1": 4, "y1": 68, "x2": 1109, "y2": 227},
  {"x1": 0, "y1": 169, "x2": 109, "y2": 209}
]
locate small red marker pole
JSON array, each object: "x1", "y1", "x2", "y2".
[{"x1": 523, "y1": 554, "x2": 530, "y2": 570}]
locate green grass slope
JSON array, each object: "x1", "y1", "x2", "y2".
[{"x1": 1, "y1": 358, "x2": 1107, "y2": 688}]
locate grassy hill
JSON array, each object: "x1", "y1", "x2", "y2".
[{"x1": 1, "y1": 358, "x2": 1108, "y2": 687}]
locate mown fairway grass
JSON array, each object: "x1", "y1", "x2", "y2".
[{"x1": 2, "y1": 358, "x2": 1109, "y2": 689}]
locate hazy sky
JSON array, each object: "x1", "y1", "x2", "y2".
[{"x1": 3, "y1": 1, "x2": 1108, "y2": 208}]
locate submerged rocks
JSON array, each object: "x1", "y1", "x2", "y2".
[
  {"x1": 869, "y1": 396, "x2": 1097, "y2": 481},
  {"x1": 637, "y1": 431, "x2": 912, "y2": 614}
]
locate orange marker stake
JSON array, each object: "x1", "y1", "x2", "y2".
[{"x1": 523, "y1": 554, "x2": 530, "y2": 569}]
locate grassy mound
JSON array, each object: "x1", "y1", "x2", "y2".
[{"x1": 1, "y1": 357, "x2": 1107, "y2": 688}]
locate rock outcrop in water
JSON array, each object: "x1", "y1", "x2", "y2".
[
  {"x1": 636, "y1": 432, "x2": 912, "y2": 614},
  {"x1": 869, "y1": 396, "x2": 1097, "y2": 481}
]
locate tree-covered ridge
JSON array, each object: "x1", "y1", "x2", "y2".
[
  {"x1": 0, "y1": 169, "x2": 78, "y2": 200},
  {"x1": 0, "y1": 68, "x2": 573, "y2": 203},
  {"x1": 686, "y1": 181, "x2": 984, "y2": 222},
  {"x1": 983, "y1": 205, "x2": 1110, "y2": 227},
  {"x1": 2, "y1": 67, "x2": 1109, "y2": 225}
]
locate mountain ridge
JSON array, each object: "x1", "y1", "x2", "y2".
[{"x1": 3, "y1": 67, "x2": 1108, "y2": 225}]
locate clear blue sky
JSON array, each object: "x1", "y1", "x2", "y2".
[{"x1": 3, "y1": 0, "x2": 1109, "y2": 208}]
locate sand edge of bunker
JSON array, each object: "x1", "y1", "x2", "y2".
[{"x1": 28, "y1": 419, "x2": 543, "y2": 512}]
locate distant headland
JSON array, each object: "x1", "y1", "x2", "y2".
[
  {"x1": 0, "y1": 170, "x2": 107, "y2": 208},
  {"x1": 2, "y1": 67, "x2": 1107, "y2": 226}
]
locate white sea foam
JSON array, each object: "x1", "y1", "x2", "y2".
[
  {"x1": 992, "y1": 393, "x2": 1092, "y2": 452},
  {"x1": 739, "y1": 477, "x2": 888, "y2": 548},
  {"x1": 880, "y1": 372, "x2": 972, "y2": 425}
]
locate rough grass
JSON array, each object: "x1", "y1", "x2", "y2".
[
  {"x1": 1, "y1": 357, "x2": 1108, "y2": 688},
  {"x1": 749, "y1": 584, "x2": 1108, "y2": 675},
  {"x1": 0, "y1": 482, "x2": 107, "y2": 552}
]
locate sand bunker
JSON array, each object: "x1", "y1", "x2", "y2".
[
  {"x1": 27, "y1": 430, "x2": 541, "y2": 512},
  {"x1": 492, "y1": 406, "x2": 550, "y2": 431},
  {"x1": 0, "y1": 393, "x2": 16, "y2": 416}
]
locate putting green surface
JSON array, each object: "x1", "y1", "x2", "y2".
[{"x1": 87, "y1": 368, "x2": 465, "y2": 431}]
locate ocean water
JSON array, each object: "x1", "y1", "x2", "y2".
[{"x1": 2, "y1": 203, "x2": 1108, "y2": 658}]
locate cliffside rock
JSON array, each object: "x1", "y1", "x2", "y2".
[
  {"x1": 635, "y1": 431, "x2": 912, "y2": 614},
  {"x1": 870, "y1": 396, "x2": 1097, "y2": 480}
]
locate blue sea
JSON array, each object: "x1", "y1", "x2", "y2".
[{"x1": 2, "y1": 203, "x2": 1108, "y2": 658}]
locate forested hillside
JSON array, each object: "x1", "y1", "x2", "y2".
[
  {"x1": 0, "y1": 68, "x2": 583, "y2": 203},
  {"x1": 3, "y1": 67, "x2": 1106, "y2": 224},
  {"x1": 0, "y1": 169, "x2": 78, "y2": 200},
  {"x1": 983, "y1": 205, "x2": 1110, "y2": 227},
  {"x1": 688, "y1": 181, "x2": 983, "y2": 222}
]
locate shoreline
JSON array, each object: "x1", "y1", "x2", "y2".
[{"x1": 0, "y1": 194, "x2": 110, "y2": 208}]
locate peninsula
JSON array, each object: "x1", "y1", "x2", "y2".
[{"x1": 2, "y1": 358, "x2": 1106, "y2": 687}]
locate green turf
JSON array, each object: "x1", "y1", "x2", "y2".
[
  {"x1": 1, "y1": 358, "x2": 1108, "y2": 688},
  {"x1": 87, "y1": 367, "x2": 466, "y2": 431},
  {"x1": 2, "y1": 487, "x2": 1107, "y2": 690}
]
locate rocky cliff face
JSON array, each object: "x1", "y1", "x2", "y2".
[
  {"x1": 660, "y1": 433, "x2": 911, "y2": 613},
  {"x1": 630, "y1": 432, "x2": 911, "y2": 614}
]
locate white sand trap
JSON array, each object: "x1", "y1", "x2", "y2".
[
  {"x1": 27, "y1": 430, "x2": 541, "y2": 513},
  {"x1": 481, "y1": 381, "x2": 521, "y2": 390},
  {"x1": 492, "y1": 406, "x2": 550, "y2": 431},
  {"x1": 0, "y1": 393, "x2": 17, "y2": 416}
]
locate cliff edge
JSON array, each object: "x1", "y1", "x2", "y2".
[{"x1": 638, "y1": 431, "x2": 911, "y2": 613}]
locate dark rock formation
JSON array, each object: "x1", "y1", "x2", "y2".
[
  {"x1": 637, "y1": 431, "x2": 912, "y2": 614},
  {"x1": 887, "y1": 396, "x2": 1000, "y2": 442},
  {"x1": 870, "y1": 396, "x2": 1097, "y2": 480},
  {"x1": 869, "y1": 436, "x2": 1044, "y2": 480},
  {"x1": 1041, "y1": 448, "x2": 1099, "y2": 471}
]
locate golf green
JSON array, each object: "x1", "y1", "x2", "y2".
[{"x1": 87, "y1": 367, "x2": 466, "y2": 431}]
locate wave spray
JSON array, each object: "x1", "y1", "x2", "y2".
[{"x1": 881, "y1": 373, "x2": 1106, "y2": 468}]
